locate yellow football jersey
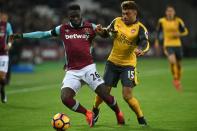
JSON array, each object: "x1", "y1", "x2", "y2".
[
  {"x1": 107, "y1": 17, "x2": 149, "y2": 67},
  {"x1": 158, "y1": 17, "x2": 188, "y2": 47}
]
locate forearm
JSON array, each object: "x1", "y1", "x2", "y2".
[
  {"x1": 138, "y1": 39, "x2": 149, "y2": 53},
  {"x1": 97, "y1": 28, "x2": 110, "y2": 38},
  {"x1": 180, "y1": 28, "x2": 188, "y2": 36},
  {"x1": 23, "y1": 31, "x2": 52, "y2": 39}
]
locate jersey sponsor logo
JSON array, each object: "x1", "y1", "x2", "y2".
[{"x1": 65, "y1": 34, "x2": 89, "y2": 40}]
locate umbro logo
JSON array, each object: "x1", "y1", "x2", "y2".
[{"x1": 65, "y1": 29, "x2": 69, "y2": 33}]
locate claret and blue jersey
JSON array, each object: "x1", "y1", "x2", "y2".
[
  {"x1": 0, "y1": 21, "x2": 13, "y2": 54},
  {"x1": 22, "y1": 21, "x2": 98, "y2": 70}
]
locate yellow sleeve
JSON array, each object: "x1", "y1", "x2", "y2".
[
  {"x1": 138, "y1": 23, "x2": 149, "y2": 53},
  {"x1": 177, "y1": 17, "x2": 189, "y2": 36}
]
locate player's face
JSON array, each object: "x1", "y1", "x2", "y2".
[
  {"x1": 68, "y1": 10, "x2": 82, "y2": 27},
  {"x1": 165, "y1": 7, "x2": 176, "y2": 19},
  {"x1": 122, "y1": 9, "x2": 137, "y2": 25},
  {"x1": 0, "y1": 13, "x2": 8, "y2": 22}
]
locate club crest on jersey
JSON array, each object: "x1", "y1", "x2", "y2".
[
  {"x1": 131, "y1": 29, "x2": 136, "y2": 33},
  {"x1": 65, "y1": 29, "x2": 70, "y2": 33}
]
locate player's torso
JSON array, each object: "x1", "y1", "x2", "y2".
[
  {"x1": 161, "y1": 17, "x2": 181, "y2": 47},
  {"x1": 60, "y1": 22, "x2": 96, "y2": 70},
  {"x1": 0, "y1": 21, "x2": 7, "y2": 54},
  {"x1": 108, "y1": 17, "x2": 140, "y2": 67}
]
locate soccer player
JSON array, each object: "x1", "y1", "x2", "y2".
[
  {"x1": 10, "y1": 4, "x2": 125, "y2": 127},
  {"x1": 92, "y1": 1, "x2": 149, "y2": 126},
  {"x1": 154, "y1": 5, "x2": 188, "y2": 90},
  {"x1": 0, "y1": 11, "x2": 13, "y2": 103}
]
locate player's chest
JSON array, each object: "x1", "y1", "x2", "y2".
[
  {"x1": 114, "y1": 23, "x2": 139, "y2": 42},
  {"x1": 162, "y1": 20, "x2": 179, "y2": 32},
  {"x1": 62, "y1": 28, "x2": 94, "y2": 41}
]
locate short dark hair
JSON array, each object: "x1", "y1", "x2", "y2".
[
  {"x1": 121, "y1": 1, "x2": 139, "y2": 11},
  {"x1": 68, "y1": 4, "x2": 81, "y2": 11},
  {"x1": 166, "y1": 4, "x2": 175, "y2": 10}
]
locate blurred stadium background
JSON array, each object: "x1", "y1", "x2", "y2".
[
  {"x1": 1, "y1": 0, "x2": 197, "y2": 65},
  {"x1": 1, "y1": 0, "x2": 197, "y2": 131}
]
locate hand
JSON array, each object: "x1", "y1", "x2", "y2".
[
  {"x1": 107, "y1": 28, "x2": 118, "y2": 37},
  {"x1": 135, "y1": 48, "x2": 145, "y2": 56},
  {"x1": 107, "y1": 28, "x2": 118, "y2": 34},
  {"x1": 9, "y1": 33, "x2": 23, "y2": 42},
  {"x1": 171, "y1": 32, "x2": 181, "y2": 39},
  {"x1": 154, "y1": 40, "x2": 161, "y2": 56},
  {"x1": 95, "y1": 24, "x2": 104, "y2": 34}
]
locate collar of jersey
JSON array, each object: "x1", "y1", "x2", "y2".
[{"x1": 69, "y1": 21, "x2": 84, "y2": 28}]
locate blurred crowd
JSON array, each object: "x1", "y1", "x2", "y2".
[{"x1": 1, "y1": 0, "x2": 197, "y2": 63}]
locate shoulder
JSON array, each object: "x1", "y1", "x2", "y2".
[
  {"x1": 114, "y1": 17, "x2": 122, "y2": 23},
  {"x1": 158, "y1": 17, "x2": 166, "y2": 23},
  {"x1": 61, "y1": 23, "x2": 69, "y2": 28},
  {"x1": 6, "y1": 22, "x2": 11, "y2": 26},
  {"x1": 175, "y1": 17, "x2": 184, "y2": 23},
  {"x1": 138, "y1": 22, "x2": 148, "y2": 32},
  {"x1": 83, "y1": 20, "x2": 93, "y2": 26}
]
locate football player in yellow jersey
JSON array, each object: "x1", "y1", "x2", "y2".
[
  {"x1": 155, "y1": 5, "x2": 188, "y2": 91},
  {"x1": 93, "y1": 1, "x2": 149, "y2": 126}
]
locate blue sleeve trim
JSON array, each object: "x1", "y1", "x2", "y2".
[{"x1": 91, "y1": 23, "x2": 97, "y2": 31}]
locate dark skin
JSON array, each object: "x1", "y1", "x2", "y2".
[
  {"x1": 61, "y1": 10, "x2": 115, "y2": 109},
  {"x1": 9, "y1": 9, "x2": 118, "y2": 113},
  {"x1": 68, "y1": 10, "x2": 82, "y2": 28},
  {"x1": 61, "y1": 83, "x2": 111, "y2": 107}
]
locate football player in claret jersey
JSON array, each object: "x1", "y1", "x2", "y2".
[
  {"x1": 0, "y1": 10, "x2": 13, "y2": 103},
  {"x1": 155, "y1": 5, "x2": 188, "y2": 91},
  {"x1": 93, "y1": 1, "x2": 149, "y2": 126},
  {"x1": 10, "y1": 4, "x2": 125, "y2": 127}
]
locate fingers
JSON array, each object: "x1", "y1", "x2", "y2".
[
  {"x1": 8, "y1": 35, "x2": 13, "y2": 42},
  {"x1": 135, "y1": 49, "x2": 145, "y2": 56},
  {"x1": 95, "y1": 24, "x2": 103, "y2": 32},
  {"x1": 107, "y1": 28, "x2": 118, "y2": 33}
]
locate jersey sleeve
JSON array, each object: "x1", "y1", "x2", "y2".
[
  {"x1": 177, "y1": 18, "x2": 188, "y2": 36},
  {"x1": 91, "y1": 23, "x2": 97, "y2": 31},
  {"x1": 98, "y1": 18, "x2": 116, "y2": 38},
  {"x1": 155, "y1": 19, "x2": 163, "y2": 40},
  {"x1": 107, "y1": 18, "x2": 116, "y2": 30},
  {"x1": 51, "y1": 25, "x2": 61, "y2": 36},
  {"x1": 6, "y1": 22, "x2": 13, "y2": 35},
  {"x1": 23, "y1": 25, "x2": 61, "y2": 39},
  {"x1": 23, "y1": 31, "x2": 52, "y2": 39},
  {"x1": 137, "y1": 24, "x2": 149, "y2": 52}
]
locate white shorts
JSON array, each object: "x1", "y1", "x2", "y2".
[
  {"x1": 61, "y1": 64, "x2": 104, "y2": 93},
  {"x1": 0, "y1": 55, "x2": 9, "y2": 73}
]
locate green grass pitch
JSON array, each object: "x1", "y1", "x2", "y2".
[{"x1": 0, "y1": 58, "x2": 197, "y2": 131}]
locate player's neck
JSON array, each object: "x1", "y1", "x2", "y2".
[
  {"x1": 127, "y1": 19, "x2": 138, "y2": 26},
  {"x1": 166, "y1": 16, "x2": 175, "y2": 21}
]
